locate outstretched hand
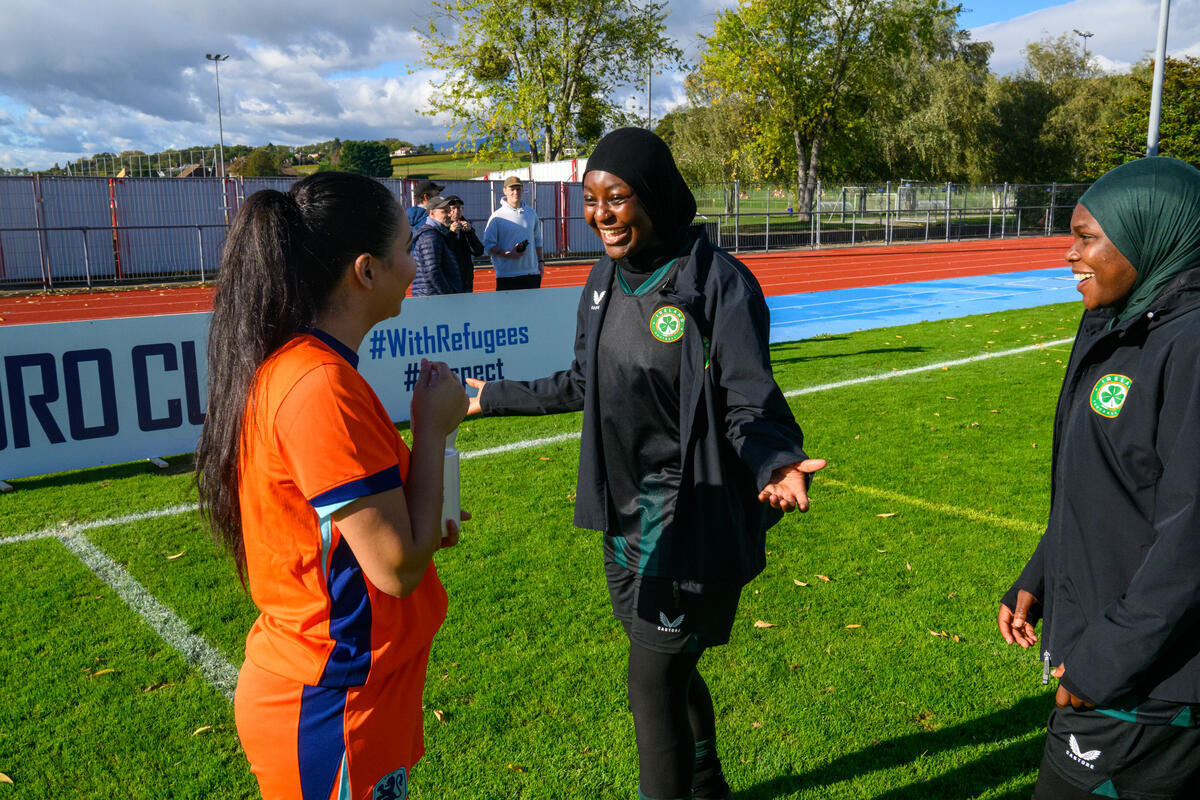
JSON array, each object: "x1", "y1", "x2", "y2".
[
  {"x1": 758, "y1": 459, "x2": 827, "y2": 512},
  {"x1": 997, "y1": 589, "x2": 1040, "y2": 649},
  {"x1": 464, "y1": 377, "x2": 485, "y2": 416}
]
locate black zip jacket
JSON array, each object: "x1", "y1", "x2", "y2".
[
  {"x1": 1004, "y1": 267, "x2": 1200, "y2": 707},
  {"x1": 449, "y1": 224, "x2": 483, "y2": 293},
  {"x1": 480, "y1": 228, "x2": 808, "y2": 589}
]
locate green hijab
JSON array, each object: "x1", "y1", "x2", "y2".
[{"x1": 1079, "y1": 156, "x2": 1200, "y2": 322}]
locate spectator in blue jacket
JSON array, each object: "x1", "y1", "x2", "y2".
[{"x1": 411, "y1": 195, "x2": 463, "y2": 296}]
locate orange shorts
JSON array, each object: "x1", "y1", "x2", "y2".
[{"x1": 234, "y1": 649, "x2": 432, "y2": 800}]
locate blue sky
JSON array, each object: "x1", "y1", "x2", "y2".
[{"x1": 0, "y1": 0, "x2": 1194, "y2": 171}]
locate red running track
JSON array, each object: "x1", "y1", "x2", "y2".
[{"x1": 0, "y1": 236, "x2": 1070, "y2": 326}]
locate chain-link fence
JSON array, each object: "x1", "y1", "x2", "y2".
[{"x1": 0, "y1": 176, "x2": 1088, "y2": 290}]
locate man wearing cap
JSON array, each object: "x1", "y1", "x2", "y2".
[
  {"x1": 407, "y1": 179, "x2": 445, "y2": 231},
  {"x1": 445, "y1": 195, "x2": 483, "y2": 293},
  {"x1": 482, "y1": 177, "x2": 544, "y2": 291},
  {"x1": 411, "y1": 195, "x2": 464, "y2": 296}
]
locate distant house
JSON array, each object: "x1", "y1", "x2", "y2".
[{"x1": 391, "y1": 147, "x2": 415, "y2": 157}]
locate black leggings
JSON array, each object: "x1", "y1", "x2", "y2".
[{"x1": 624, "y1": 623, "x2": 726, "y2": 800}]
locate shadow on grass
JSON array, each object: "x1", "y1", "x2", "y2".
[
  {"x1": 771, "y1": 345, "x2": 930, "y2": 366},
  {"x1": 738, "y1": 694, "x2": 1048, "y2": 800},
  {"x1": 8, "y1": 453, "x2": 195, "y2": 492}
]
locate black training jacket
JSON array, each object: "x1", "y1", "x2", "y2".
[
  {"x1": 1004, "y1": 267, "x2": 1200, "y2": 708},
  {"x1": 481, "y1": 228, "x2": 808, "y2": 590}
]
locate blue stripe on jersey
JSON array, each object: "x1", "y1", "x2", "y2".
[
  {"x1": 319, "y1": 535, "x2": 373, "y2": 687},
  {"x1": 307, "y1": 327, "x2": 361, "y2": 369},
  {"x1": 310, "y1": 465, "x2": 403, "y2": 510},
  {"x1": 297, "y1": 683, "x2": 347, "y2": 800}
]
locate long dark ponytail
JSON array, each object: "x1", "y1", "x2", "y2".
[{"x1": 196, "y1": 171, "x2": 402, "y2": 578}]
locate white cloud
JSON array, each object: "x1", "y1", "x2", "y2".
[
  {"x1": 969, "y1": 0, "x2": 1200, "y2": 75},
  {"x1": 0, "y1": 0, "x2": 1191, "y2": 170}
]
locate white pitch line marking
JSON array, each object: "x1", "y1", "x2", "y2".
[
  {"x1": 783, "y1": 338, "x2": 1074, "y2": 398},
  {"x1": 56, "y1": 528, "x2": 239, "y2": 701},
  {"x1": 0, "y1": 503, "x2": 195, "y2": 547}
]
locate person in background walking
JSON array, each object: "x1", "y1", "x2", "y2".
[
  {"x1": 445, "y1": 195, "x2": 483, "y2": 293},
  {"x1": 412, "y1": 195, "x2": 464, "y2": 296},
  {"x1": 482, "y1": 176, "x2": 544, "y2": 291}
]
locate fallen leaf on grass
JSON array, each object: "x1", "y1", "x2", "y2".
[
  {"x1": 906, "y1": 562, "x2": 912, "y2": 570},
  {"x1": 876, "y1": 512, "x2": 897, "y2": 518},
  {"x1": 0, "y1": 773, "x2": 12, "y2": 785},
  {"x1": 166, "y1": 551, "x2": 185, "y2": 561},
  {"x1": 753, "y1": 620, "x2": 776, "y2": 628},
  {"x1": 432, "y1": 709, "x2": 446, "y2": 723},
  {"x1": 875, "y1": 548, "x2": 888, "y2": 553},
  {"x1": 751, "y1": 721, "x2": 763, "y2": 729},
  {"x1": 845, "y1": 624, "x2": 862, "y2": 629},
  {"x1": 815, "y1": 574, "x2": 832, "y2": 582},
  {"x1": 537, "y1": 457, "x2": 551, "y2": 461},
  {"x1": 944, "y1": 396, "x2": 957, "y2": 400},
  {"x1": 90, "y1": 668, "x2": 115, "y2": 677},
  {"x1": 507, "y1": 764, "x2": 525, "y2": 773},
  {"x1": 143, "y1": 682, "x2": 175, "y2": 693},
  {"x1": 192, "y1": 725, "x2": 213, "y2": 736},
  {"x1": 793, "y1": 579, "x2": 808, "y2": 586}
]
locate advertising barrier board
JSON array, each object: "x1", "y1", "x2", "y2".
[{"x1": 0, "y1": 288, "x2": 580, "y2": 481}]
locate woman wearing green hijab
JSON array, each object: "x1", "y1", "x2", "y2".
[{"x1": 997, "y1": 157, "x2": 1200, "y2": 799}]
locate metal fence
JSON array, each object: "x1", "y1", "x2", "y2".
[{"x1": 0, "y1": 176, "x2": 1088, "y2": 290}]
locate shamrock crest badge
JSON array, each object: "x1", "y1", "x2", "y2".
[
  {"x1": 650, "y1": 306, "x2": 686, "y2": 343},
  {"x1": 1090, "y1": 374, "x2": 1132, "y2": 418}
]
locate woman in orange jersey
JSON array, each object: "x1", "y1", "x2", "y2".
[{"x1": 196, "y1": 171, "x2": 467, "y2": 800}]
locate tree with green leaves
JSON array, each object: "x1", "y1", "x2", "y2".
[
  {"x1": 237, "y1": 146, "x2": 282, "y2": 177},
  {"x1": 338, "y1": 140, "x2": 393, "y2": 178},
  {"x1": 978, "y1": 33, "x2": 1129, "y2": 182},
  {"x1": 1089, "y1": 57, "x2": 1200, "y2": 176},
  {"x1": 860, "y1": 27, "x2": 993, "y2": 182},
  {"x1": 418, "y1": 0, "x2": 684, "y2": 162},
  {"x1": 698, "y1": 0, "x2": 958, "y2": 214}
]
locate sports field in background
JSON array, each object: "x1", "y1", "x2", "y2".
[{"x1": 0, "y1": 298, "x2": 1083, "y2": 799}]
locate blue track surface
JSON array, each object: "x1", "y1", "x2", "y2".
[{"x1": 767, "y1": 267, "x2": 1079, "y2": 343}]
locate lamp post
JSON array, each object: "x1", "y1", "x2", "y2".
[
  {"x1": 205, "y1": 53, "x2": 229, "y2": 178},
  {"x1": 1146, "y1": 0, "x2": 1172, "y2": 157},
  {"x1": 1072, "y1": 29, "x2": 1094, "y2": 66}
]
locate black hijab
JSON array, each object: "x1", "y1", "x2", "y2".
[{"x1": 584, "y1": 127, "x2": 697, "y2": 241}]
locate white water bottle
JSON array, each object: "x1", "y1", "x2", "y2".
[{"x1": 441, "y1": 429, "x2": 460, "y2": 538}]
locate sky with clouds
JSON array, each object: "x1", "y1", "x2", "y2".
[{"x1": 0, "y1": 0, "x2": 1196, "y2": 171}]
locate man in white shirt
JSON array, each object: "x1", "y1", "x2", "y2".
[{"x1": 482, "y1": 176, "x2": 545, "y2": 290}]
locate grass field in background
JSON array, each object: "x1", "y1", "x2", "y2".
[{"x1": 0, "y1": 302, "x2": 1083, "y2": 799}]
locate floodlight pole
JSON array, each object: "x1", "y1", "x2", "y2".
[
  {"x1": 1072, "y1": 29, "x2": 1093, "y2": 65},
  {"x1": 205, "y1": 53, "x2": 230, "y2": 177},
  {"x1": 1146, "y1": 0, "x2": 1171, "y2": 156}
]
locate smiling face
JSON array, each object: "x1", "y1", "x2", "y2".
[
  {"x1": 1067, "y1": 204, "x2": 1138, "y2": 310},
  {"x1": 582, "y1": 170, "x2": 659, "y2": 260}
]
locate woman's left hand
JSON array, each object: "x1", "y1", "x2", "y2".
[
  {"x1": 758, "y1": 459, "x2": 827, "y2": 512},
  {"x1": 1051, "y1": 664, "x2": 1095, "y2": 709}
]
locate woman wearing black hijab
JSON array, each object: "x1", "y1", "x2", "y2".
[{"x1": 467, "y1": 128, "x2": 824, "y2": 800}]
